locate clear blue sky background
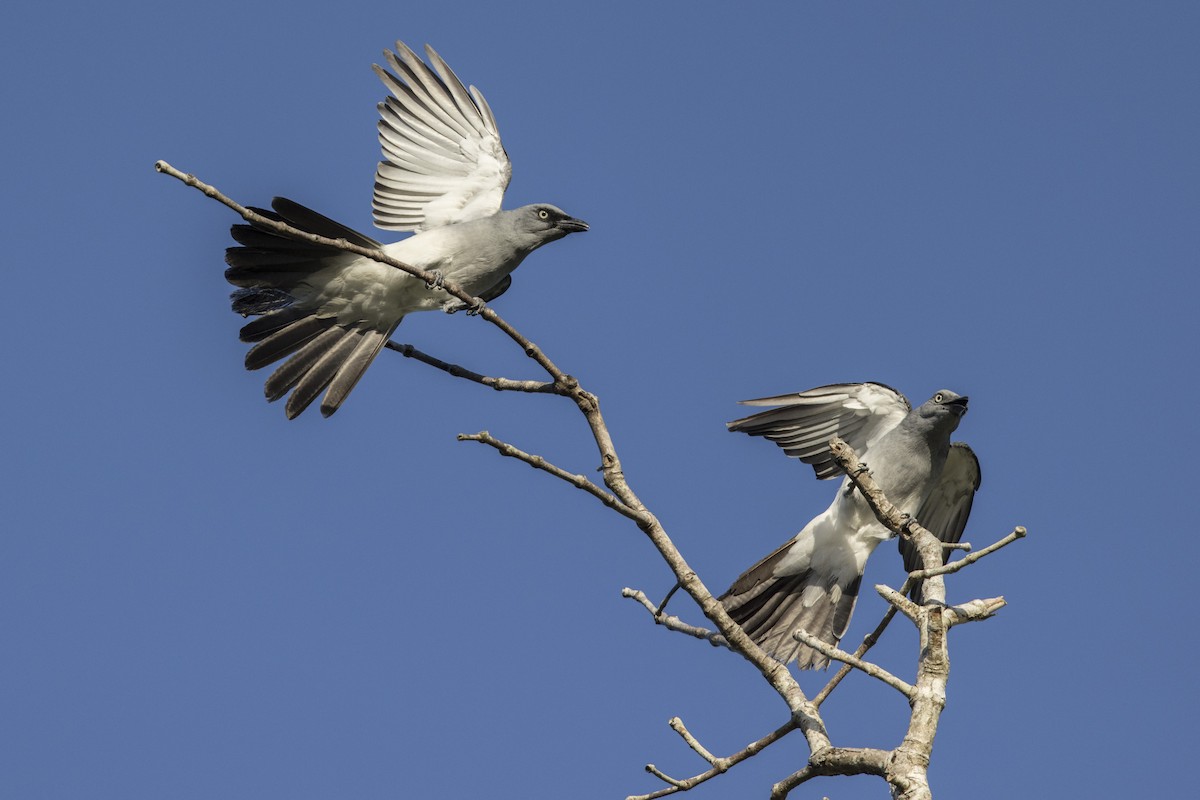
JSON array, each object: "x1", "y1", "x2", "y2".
[{"x1": 3, "y1": 2, "x2": 1197, "y2": 798}]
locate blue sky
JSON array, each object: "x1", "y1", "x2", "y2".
[{"x1": 3, "y1": 2, "x2": 1197, "y2": 798}]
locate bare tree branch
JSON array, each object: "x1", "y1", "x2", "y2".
[
  {"x1": 876, "y1": 583, "x2": 923, "y2": 622},
  {"x1": 457, "y1": 431, "x2": 633, "y2": 518},
  {"x1": 383, "y1": 341, "x2": 560, "y2": 394},
  {"x1": 643, "y1": 764, "x2": 687, "y2": 789},
  {"x1": 772, "y1": 747, "x2": 891, "y2": 800},
  {"x1": 813, "y1": 598, "x2": 904, "y2": 707},
  {"x1": 627, "y1": 719, "x2": 799, "y2": 800},
  {"x1": 790, "y1": 629, "x2": 915, "y2": 699},
  {"x1": 770, "y1": 766, "x2": 819, "y2": 798},
  {"x1": 620, "y1": 589, "x2": 728, "y2": 646},
  {"x1": 944, "y1": 596, "x2": 1008, "y2": 627},
  {"x1": 827, "y1": 437, "x2": 1023, "y2": 800},
  {"x1": 909, "y1": 526, "x2": 1027, "y2": 581},
  {"x1": 668, "y1": 717, "x2": 721, "y2": 766}
]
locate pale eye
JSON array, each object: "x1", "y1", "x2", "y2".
[
  {"x1": 935, "y1": 393, "x2": 944, "y2": 403},
  {"x1": 538, "y1": 209, "x2": 549, "y2": 220}
]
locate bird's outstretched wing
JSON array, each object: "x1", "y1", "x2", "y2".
[
  {"x1": 372, "y1": 42, "x2": 512, "y2": 232},
  {"x1": 900, "y1": 442, "x2": 982, "y2": 600},
  {"x1": 728, "y1": 382, "x2": 911, "y2": 479}
]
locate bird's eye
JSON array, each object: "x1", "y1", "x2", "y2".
[
  {"x1": 538, "y1": 209, "x2": 549, "y2": 220},
  {"x1": 935, "y1": 393, "x2": 944, "y2": 403}
]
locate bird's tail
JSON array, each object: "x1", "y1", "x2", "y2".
[
  {"x1": 224, "y1": 197, "x2": 396, "y2": 418},
  {"x1": 720, "y1": 547, "x2": 862, "y2": 670}
]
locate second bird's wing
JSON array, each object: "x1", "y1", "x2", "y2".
[
  {"x1": 728, "y1": 382, "x2": 912, "y2": 479},
  {"x1": 900, "y1": 442, "x2": 982, "y2": 600}
]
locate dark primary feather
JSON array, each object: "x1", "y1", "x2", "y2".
[
  {"x1": 285, "y1": 329, "x2": 366, "y2": 419},
  {"x1": 244, "y1": 315, "x2": 338, "y2": 371},
  {"x1": 320, "y1": 329, "x2": 392, "y2": 417},
  {"x1": 899, "y1": 442, "x2": 982, "y2": 603},
  {"x1": 262, "y1": 327, "x2": 345, "y2": 402},
  {"x1": 238, "y1": 306, "x2": 311, "y2": 343},
  {"x1": 269, "y1": 197, "x2": 384, "y2": 249},
  {"x1": 478, "y1": 274, "x2": 512, "y2": 303}
]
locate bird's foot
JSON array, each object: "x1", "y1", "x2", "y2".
[
  {"x1": 425, "y1": 270, "x2": 445, "y2": 290},
  {"x1": 441, "y1": 298, "x2": 485, "y2": 315},
  {"x1": 443, "y1": 298, "x2": 486, "y2": 315}
]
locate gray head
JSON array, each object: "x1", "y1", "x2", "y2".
[
  {"x1": 511, "y1": 203, "x2": 589, "y2": 245},
  {"x1": 913, "y1": 389, "x2": 969, "y2": 433}
]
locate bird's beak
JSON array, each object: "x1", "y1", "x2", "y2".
[
  {"x1": 949, "y1": 396, "x2": 969, "y2": 415},
  {"x1": 559, "y1": 216, "x2": 589, "y2": 233}
]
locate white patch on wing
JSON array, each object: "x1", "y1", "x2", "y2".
[{"x1": 801, "y1": 584, "x2": 828, "y2": 608}]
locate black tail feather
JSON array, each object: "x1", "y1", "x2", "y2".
[
  {"x1": 244, "y1": 316, "x2": 337, "y2": 371},
  {"x1": 264, "y1": 327, "x2": 346, "y2": 402},
  {"x1": 721, "y1": 563, "x2": 862, "y2": 670},
  {"x1": 285, "y1": 330, "x2": 365, "y2": 419},
  {"x1": 320, "y1": 329, "x2": 392, "y2": 417},
  {"x1": 238, "y1": 306, "x2": 310, "y2": 342},
  {"x1": 222, "y1": 197, "x2": 395, "y2": 418}
]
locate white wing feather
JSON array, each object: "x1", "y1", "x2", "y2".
[
  {"x1": 371, "y1": 42, "x2": 512, "y2": 232},
  {"x1": 728, "y1": 382, "x2": 911, "y2": 479}
]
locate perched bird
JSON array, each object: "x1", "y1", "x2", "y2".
[
  {"x1": 720, "y1": 383, "x2": 980, "y2": 669},
  {"x1": 223, "y1": 42, "x2": 588, "y2": 418}
]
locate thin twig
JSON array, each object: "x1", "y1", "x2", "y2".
[
  {"x1": 813, "y1": 589, "x2": 906, "y2": 707},
  {"x1": 655, "y1": 582, "x2": 682, "y2": 615},
  {"x1": 644, "y1": 765, "x2": 686, "y2": 788},
  {"x1": 669, "y1": 718, "x2": 720, "y2": 766},
  {"x1": 384, "y1": 341, "x2": 560, "y2": 393},
  {"x1": 909, "y1": 526, "x2": 1027, "y2": 580},
  {"x1": 621, "y1": 589, "x2": 728, "y2": 646},
  {"x1": 457, "y1": 431, "x2": 635, "y2": 518},
  {"x1": 627, "y1": 719, "x2": 799, "y2": 800},
  {"x1": 770, "y1": 766, "x2": 818, "y2": 799},
  {"x1": 875, "y1": 584, "x2": 921, "y2": 622},
  {"x1": 791, "y1": 630, "x2": 914, "y2": 699}
]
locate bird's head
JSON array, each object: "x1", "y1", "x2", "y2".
[
  {"x1": 515, "y1": 204, "x2": 589, "y2": 244},
  {"x1": 916, "y1": 389, "x2": 969, "y2": 428}
]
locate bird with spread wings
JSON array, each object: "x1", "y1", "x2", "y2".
[
  {"x1": 223, "y1": 42, "x2": 588, "y2": 418},
  {"x1": 721, "y1": 383, "x2": 981, "y2": 668}
]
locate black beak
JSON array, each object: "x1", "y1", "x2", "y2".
[
  {"x1": 949, "y1": 395, "x2": 969, "y2": 414},
  {"x1": 558, "y1": 216, "x2": 589, "y2": 233}
]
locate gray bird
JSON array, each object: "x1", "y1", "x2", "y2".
[
  {"x1": 720, "y1": 383, "x2": 980, "y2": 669},
  {"x1": 223, "y1": 42, "x2": 588, "y2": 418}
]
